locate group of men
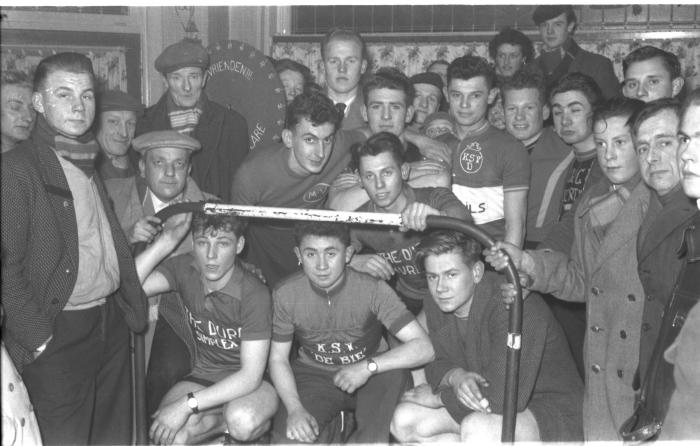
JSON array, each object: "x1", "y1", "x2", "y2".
[{"x1": 2, "y1": 3, "x2": 699, "y2": 445}]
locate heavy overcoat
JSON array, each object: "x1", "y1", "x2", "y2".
[{"x1": 530, "y1": 179, "x2": 650, "y2": 440}]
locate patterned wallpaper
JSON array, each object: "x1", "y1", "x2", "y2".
[
  {"x1": 1, "y1": 45, "x2": 128, "y2": 92},
  {"x1": 272, "y1": 38, "x2": 700, "y2": 91}
]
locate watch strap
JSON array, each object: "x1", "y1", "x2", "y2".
[{"x1": 187, "y1": 392, "x2": 199, "y2": 414}]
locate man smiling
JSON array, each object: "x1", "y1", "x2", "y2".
[
  {"x1": 95, "y1": 89, "x2": 143, "y2": 179},
  {"x1": 444, "y1": 55, "x2": 530, "y2": 247},
  {"x1": 1, "y1": 70, "x2": 36, "y2": 153},
  {"x1": 231, "y1": 91, "x2": 363, "y2": 286}
]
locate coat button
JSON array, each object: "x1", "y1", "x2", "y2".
[
  {"x1": 591, "y1": 287, "x2": 601, "y2": 295},
  {"x1": 20, "y1": 417, "x2": 25, "y2": 427},
  {"x1": 65, "y1": 269, "x2": 70, "y2": 274},
  {"x1": 620, "y1": 330, "x2": 627, "y2": 339},
  {"x1": 627, "y1": 294, "x2": 636, "y2": 302},
  {"x1": 642, "y1": 323, "x2": 651, "y2": 331},
  {"x1": 8, "y1": 383, "x2": 14, "y2": 391},
  {"x1": 617, "y1": 369, "x2": 624, "y2": 378},
  {"x1": 591, "y1": 325, "x2": 603, "y2": 333},
  {"x1": 63, "y1": 200, "x2": 70, "y2": 208},
  {"x1": 592, "y1": 364, "x2": 601, "y2": 373}
]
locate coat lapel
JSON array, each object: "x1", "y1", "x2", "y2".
[
  {"x1": 638, "y1": 190, "x2": 697, "y2": 264},
  {"x1": 592, "y1": 182, "x2": 650, "y2": 273}
]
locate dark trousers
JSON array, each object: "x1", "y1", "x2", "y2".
[
  {"x1": 146, "y1": 315, "x2": 191, "y2": 416},
  {"x1": 22, "y1": 298, "x2": 132, "y2": 445},
  {"x1": 543, "y1": 295, "x2": 586, "y2": 380},
  {"x1": 271, "y1": 360, "x2": 411, "y2": 444}
]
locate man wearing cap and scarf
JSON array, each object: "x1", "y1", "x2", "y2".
[
  {"x1": 136, "y1": 39, "x2": 249, "y2": 202},
  {"x1": 105, "y1": 130, "x2": 217, "y2": 417},
  {"x1": 96, "y1": 89, "x2": 144, "y2": 180},
  {"x1": 532, "y1": 5, "x2": 620, "y2": 101},
  {"x1": 2, "y1": 52, "x2": 147, "y2": 444}
]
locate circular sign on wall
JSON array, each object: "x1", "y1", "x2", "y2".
[{"x1": 205, "y1": 40, "x2": 286, "y2": 151}]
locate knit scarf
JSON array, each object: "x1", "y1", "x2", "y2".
[
  {"x1": 35, "y1": 115, "x2": 99, "y2": 177},
  {"x1": 587, "y1": 175, "x2": 640, "y2": 240},
  {"x1": 166, "y1": 94, "x2": 203, "y2": 136}
]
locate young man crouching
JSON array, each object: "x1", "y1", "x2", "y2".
[
  {"x1": 136, "y1": 211, "x2": 277, "y2": 444},
  {"x1": 391, "y1": 231, "x2": 583, "y2": 442}
]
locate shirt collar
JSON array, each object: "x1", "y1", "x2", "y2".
[{"x1": 189, "y1": 256, "x2": 244, "y2": 299}]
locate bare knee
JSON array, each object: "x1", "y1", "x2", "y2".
[
  {"x1": 460, "y1": 412, "x2": 501, "y2": 443},
  {"x1": 460, "y1": 410, "x2": 540, "y2": 443},
  {"x1": 225, "y1": 405, "x2": 267, "y2": 442},
  {"x1": 391, "y1": 402, "x2": 420, "y2": 441}
]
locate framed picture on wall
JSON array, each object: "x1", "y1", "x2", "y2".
[{"x1": 1, "y1": 29, "x2": 141, "y2": 97}]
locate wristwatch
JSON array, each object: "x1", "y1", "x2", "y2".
[
  {"x1": 186, "y1": 392, "x2": 199, "y2": 414},
  {"x1": 366, "y1": 358, "x2": 379, "y2": 375}
]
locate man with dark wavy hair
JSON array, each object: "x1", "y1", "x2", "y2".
[
  {"x1": 230, "y1": 91, "x2": 363, "y2": 286},
  {"x1": 622, "y1": 45, "x2": 684, "y2": 102},
  {"x1": 489, "y1": 28, "x2": 535, "y2": 78}
]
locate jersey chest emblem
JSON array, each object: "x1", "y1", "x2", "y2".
[
  {"x1": 304, "y1": 183, "x2": 330, "y2": 203},
  {"x1": 459, "y1": 142, "x2": 484, "y2": 174}
]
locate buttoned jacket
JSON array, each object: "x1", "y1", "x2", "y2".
[{"x1": 530, "y1": 178, "x2": 650, "y2": 440}]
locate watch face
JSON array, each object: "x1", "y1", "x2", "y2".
[{"x1": 367, "y1": 359, "x2": 378, "y2": 373}]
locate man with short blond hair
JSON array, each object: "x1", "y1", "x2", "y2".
[{"x1": 1, "y1": 70, "x2": 36, "y2": 153}]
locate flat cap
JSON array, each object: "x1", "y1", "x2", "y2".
[
  {"x1": 155, "y1": 39, "x2": 209, "y2": 74},
  {"x1": 532, "y1": 5, "x2": 575, "y2": 25},
  {"x1": 410, "y1": 72, "x2": 444, "y2": 91},
  {"x1": 98, "y1": 89, "x2": 144, "y2": 114},
  {"x1": 132, "y1": 130, "x2": 201, "y2": 155}
]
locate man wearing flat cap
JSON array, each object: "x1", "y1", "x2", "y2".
[
  {"x1": 136, "y1": 39, "x2": 248, "y2": 202},
  {"x1": 105, "y1": 129, "x2": 217, "y2": 417},
  {"x1": 96, "y1": 89, "x2": 144, "y2": 180},
  {"x1": 532, "y1": 5, "x2": 620, "y2": 100},
  {"x1": 409, "y1": 72, "x2": 444, "y2": 133}
]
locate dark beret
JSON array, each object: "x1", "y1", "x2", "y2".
[
  {"x1": 98, "y1": 89, "x2": 144, "y2": 114},
  {"x1": 410, "y1": 72, "x2": 444, "y2": 91},
  {"x1": 532, "y1": 5, "x2": 575, "y2": 25},
  {"x1": 132, "y1": 130, "x2": 201, "y2": 155},
  {"x1": 155, "y1": 39, "x2": 209, "y2": 74}
]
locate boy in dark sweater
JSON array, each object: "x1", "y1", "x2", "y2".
[{"x1": 391, "y1": 231, "x2": 583, "y2": 442}]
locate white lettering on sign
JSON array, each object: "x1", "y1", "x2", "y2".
[
  {"x1": 249, "y1": 123, "x2": 266, "y2": 150},
  {"x1": 207, "y1": 59, "x2": 254, "y2": 81}
]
